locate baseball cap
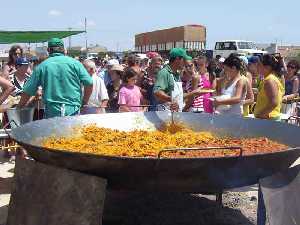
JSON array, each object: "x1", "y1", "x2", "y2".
[
  {"x1": 248, "y1": 56, "x2": 260, "y2": 64},
  {"x1": 185, "y1": 56, "x2": 193, "y2": 61},
  {"x1": 48, "y1": 38, "x2": 64, "y2": 48},
  {"x1": 107, "y1": 59, "x2": 119, "y2": 66},
  {"x1": 219, "y1": 57, "x2": 225, "y2": 63},
  {"x1": 110, "y1": 64, "x2": 124, "y2": 72},
  {"x1": 16, "y1": 57, "x2": 30, "y2": 66},
  {"x1": 169, "y1": 48, "x2": 190, "y2": 60},
  {"x1": 146, "y1": 52, "x2": 160, "y2": 59}
]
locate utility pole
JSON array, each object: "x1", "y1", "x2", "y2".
[
  {"x1": 68, "y1": 27, "x2": 72, "y2": 55},
  {"x1": 85, "y1": 17, "x2": 88, "y2": 56},
  {"x1": 116, "y1": 42, "x2": 119, "y2": 53}
]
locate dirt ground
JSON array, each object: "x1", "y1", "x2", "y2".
[
  {"x1": 0, "y1": 152, "x2": 299, "y2": 225},
  {"x1": 0, "y1": 152, "x2": 14, "y2": 225},
  {"x1": 102, "y1": 190, "x2": 258, "y2": 225}
]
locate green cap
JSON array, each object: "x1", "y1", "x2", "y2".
[
  {"x1": 185, "y1": 56, "x2": 193, "y2": 61},
  {"x1": 169, "y1": 48, "x2": 190, "y2": 60},
  {"x1": 48, "y1": 38, "x2": 64, "y2": 48}
]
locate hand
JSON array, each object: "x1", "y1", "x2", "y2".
[
  {"x1": 212, "y1": 98, "x2": 220, "y2": 107},
  {"x1": 35, "y1": 92, "x2": 42, "y2": 100},
  {"x1": 170, "y1": 102, "x2": 179, "y2": 112},
  {"x1": 192, "y1": 88, "x2": 206, "y2": 96},
  {"x1": 282, "y1": 96, "x2": 288, "y2": 102},
  {"x1": 257, "y1": 113, "x2": 269, "y2": 119}
]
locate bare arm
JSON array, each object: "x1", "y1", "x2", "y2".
[
  {"x1": 18, "y1": 92, "x2": 31, "y2": 108},
  {"x1": 1, "y1": 65, "x2": 14, "y2": 80},
  {"x1": 191, "y1": 74, "x2": 199, "y2": 91},
  {"x1": 154, "y1": 90, "x2": 172, "y2": 103},
  {"x1": 244, "y1": 74, "x2": 254, "y2": 105},
  {"x1": 211, "y1": 77, "x2": 217, "y2": 89},
  {"x1": 281, "y1": 57, "x2": 288, "y2": 76},
  {"x1": 100, "y1": 100, "x2": 108, "y2": 108},
  {"x1": 82, "y1": 84, "x2": 93, "y2": 106},
  {"x1": 215, "y1": 79, "x2": 246, "y2": 106},
  {"x1": 119, "y1": 105, "x2": 131, "y2": 112},
  {"x1": 216, "y1": 77, "x2": 223, "y2": 96},
  {"x1": 183, "y1": 75, "x2": 199, "y2": 100},
  {"x1": 0, "y1": 77, "x2": 15, "y2": 105}
]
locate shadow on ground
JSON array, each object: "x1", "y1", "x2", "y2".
[
  {"x1": 103, "y1": 192, "x2": 254, "y2": 225},
  {"x1": 0, "y1": 205, "x2": 9, "y2": 225},
  {"x1": 0, "y1": 177, "x2": 13, "y2": 195}
]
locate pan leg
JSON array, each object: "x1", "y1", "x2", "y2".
[
  {"x1": 216, "y1": 192, "x2": 223, "y2": 206},
  {"x1": 257, "y1": 184, "x2": 266, "y2": 225}
]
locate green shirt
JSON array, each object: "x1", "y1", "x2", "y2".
[
  {"x1": 153, "y1": 64, "x2": 181, "y2": 97},
  {"x1": 23, "y1": 53, "x2": 93, "y2": 118}
]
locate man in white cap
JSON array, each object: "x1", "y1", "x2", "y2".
[
  {"x1": 98, "y1": 58, "x2": 119, "y2": 87},
  {"x1": 82, "y1": 59, "x2": 109, "y2": 112}
]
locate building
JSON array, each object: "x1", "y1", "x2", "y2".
[
  {"x1": 74, "y1": 44, "x2": 108, "y2": 53},
  {"x1": 256, "y1": 43, "x2": 277, "y2": 54},
  {"x1": 135, "y1": 25, "x2": 206, "y2": 53}
]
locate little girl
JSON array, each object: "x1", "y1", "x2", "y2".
[{"x1": 118, "y1": 68, "x2": 143, "y2": 112}]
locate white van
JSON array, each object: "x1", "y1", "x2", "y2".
[
  {"x1": 213, "y1": 40, "x2": 267, "y2": 58},
  {"x1": 86, "y1": 52, "x2": 98, "y2": 59}
]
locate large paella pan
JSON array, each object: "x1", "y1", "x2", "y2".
[{"x1": 10, "y1": 112, "x2": 300, "y2": 193}]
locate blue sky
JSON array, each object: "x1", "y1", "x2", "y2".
[{"x1": 0, "y1": 0, "x2": 299, "y2": 51}]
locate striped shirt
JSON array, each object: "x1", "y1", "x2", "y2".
[
  {"x1": 182, "y1": 78, "x2": 193, "y2": 93},
  {"x1": 10, "y1": 73, "x2": 30, "y2": 96},
  {"x1": 192, "y1": 75, "x2": 204, "y2": 111}
]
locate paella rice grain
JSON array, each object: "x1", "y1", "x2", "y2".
[{"x1": 42, "y1": 123, "x2": 289, "y2": 158}]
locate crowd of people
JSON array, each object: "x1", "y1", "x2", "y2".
[{"x1": 0, "y1": 38, "x2": 300, "y2": 124}]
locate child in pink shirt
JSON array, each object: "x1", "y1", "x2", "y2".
[{"x1": 118, "y1": 68, "x2": 143, "y2": 112}]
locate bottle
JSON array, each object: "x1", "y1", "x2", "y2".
[{"x1": 60, "y1": 104, "x2": 65, "y2": 117}]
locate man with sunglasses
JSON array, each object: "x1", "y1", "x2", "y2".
[{"x1": 153, "y1": 48, "x2": 191, "y2": 112}]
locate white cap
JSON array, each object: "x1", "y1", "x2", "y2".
[
  {"x1": 136, "y1": 53, "x2": 148, "y2": 60},
  {"x1": 219, "y1": 57, "x2": 225, "y2": 63},
  {"x1": 107, "y1": 59, "x2": 119, "y2": 66}
]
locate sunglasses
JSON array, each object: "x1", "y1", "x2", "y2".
[
  {"x1": 287, "y1": 65, "x2": 297, "y2": 69},
  {"x1": 185, "y1": 64, "x2": 194, "y2": 68}
]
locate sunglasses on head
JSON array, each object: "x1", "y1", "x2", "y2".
[{"x1": 287, "y1": 65, "x2": 297, "y2": 69}]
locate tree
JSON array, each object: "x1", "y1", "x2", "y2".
[{"x1": 68, "y1": 49, "x2": 81, "y2": 57}]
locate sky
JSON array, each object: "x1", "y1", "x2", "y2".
[{"x1": 0, "y1": 0, "x2": 299, "y2": 51}]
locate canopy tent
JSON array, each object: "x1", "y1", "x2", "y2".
[{"x1": 0, "y1": 30, "x2": 85, "y2": 44}]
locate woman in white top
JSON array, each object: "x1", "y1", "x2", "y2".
[{"x1": 214, "y1": 55, "x2": 247, "y2": 116}]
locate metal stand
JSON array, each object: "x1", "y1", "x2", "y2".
[
  {"x1": 216, "y1": 192, "x2": 223, "y2": 206},
  {"x1": 259, "y1": 164, "x2": 300, "y2": 225},
  {"x1": 257, "y1": 184, "x2": 266, "y2": 225},
  {"x1": 7, "y1": 157, "x2": 107, "y2": 225}
]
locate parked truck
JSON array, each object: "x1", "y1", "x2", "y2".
[{"x1": 213, "y1": 40, "x2": 267, "y2": 58}]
